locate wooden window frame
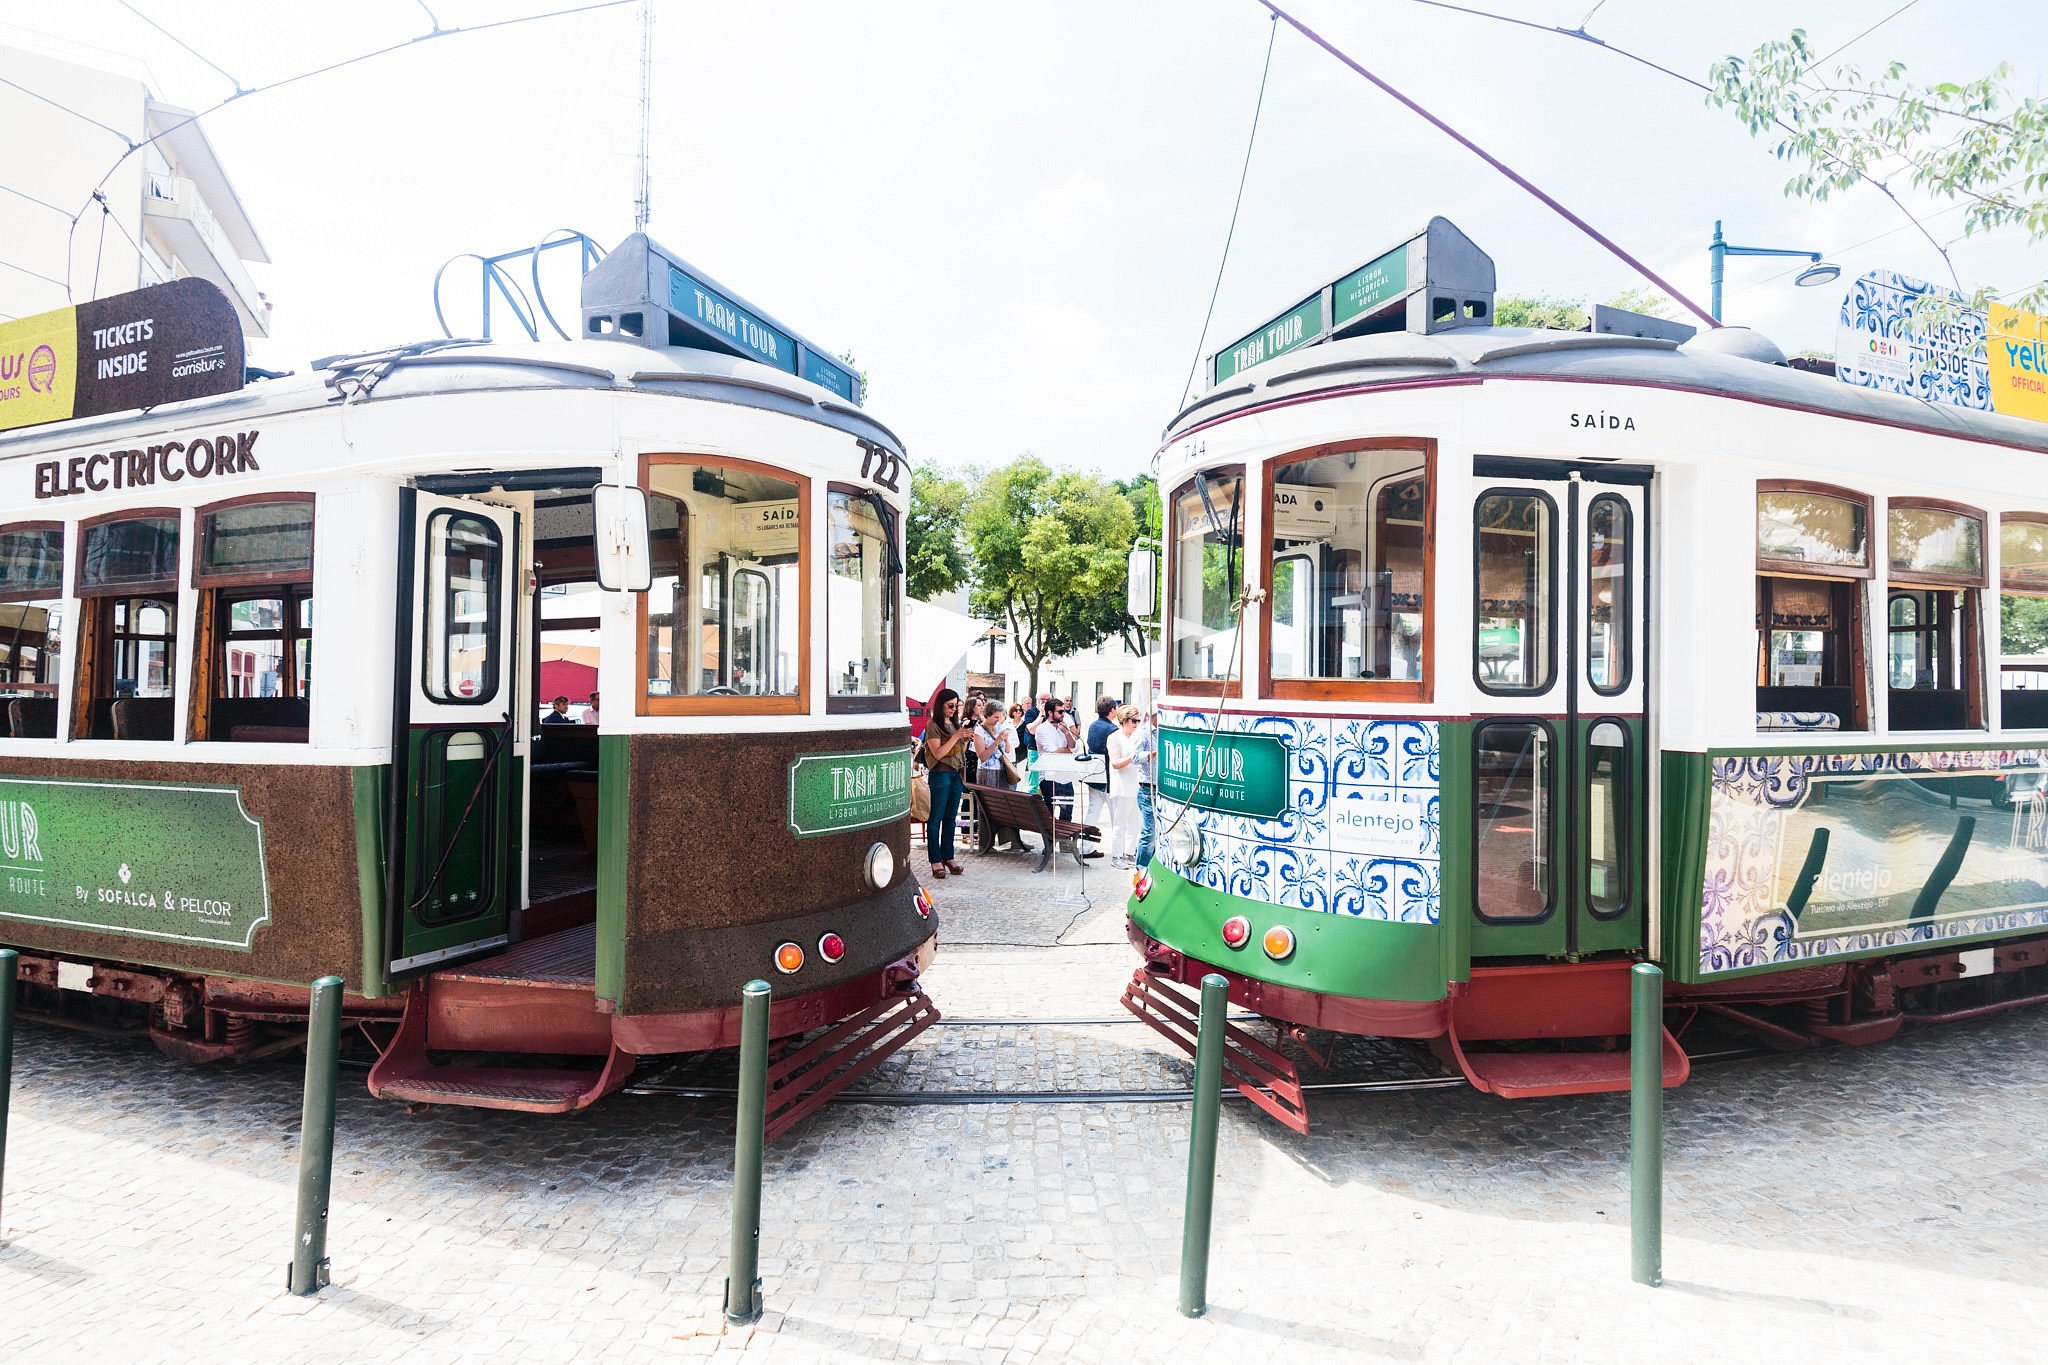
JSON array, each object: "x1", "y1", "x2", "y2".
[
  {"x1": 1887, "y1": 496, "x2": 1988, "y2": 589},
  {"x1": 1756, "y1": 479, "x2": 1875, "y2": 580},
  {"x1": 189, "y1": 583, "x2": 314, "y2": 743},
  {"x1": 1258, "y1": 439, "x2": 1437, "y2": 704},
  {"x1": 0, "y1": 520, "x2": 66, "y2": 606},
  {"x1": 71, "y1": 508, "x2": 181, "y2": 740},
  {"x1": 635, "y1": 453, "x2": 811, "y2": 718},
  {"x1": 1167, "y1": 464, "x2": 1246, "y2": 699},
  {"x1": 75, "y1": 507, "x2": 181, "y2": 598},
  {"x1": 190, "y1": 492, "x2": 316, "y2": 590},
  {"x1": 2000, "y1": 511, "x2": 2048, "y2": 594},
  {"x1": 824, "y1": 481, "x2": 903, "y2": 715}
]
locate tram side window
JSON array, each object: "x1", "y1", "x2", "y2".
[
  {"x1": 1755, "y1": 485, "x2": 1871, "y2": 732},
  {"x1": 826, "y1": 487, "x2": 899, "y2": 710},
  {"x1": 1999, "y1": 514, "x2": 2048, "y2": 729},
  {"x1": 1887, "y1": 501, "x2": 1985, "y2": 732},
  {"x1": 1475, "y1": 490, "x2": 1555, "y2": 694},
  {"x1": 191, "y1": 498, "x2": 315, "y2": 743},
  {"x1": 1169, "y1": 469, "x2": 1243, "y2": 685},
  {"x1": 1266, "y1": 447, "x2": 1430, "y2": 696},
  {"x1": 642, "y1": 460, "x2": 805, "y2": 711},
  {"x1": 73, "y1": 514, "x2": 180, "y2": 741},
  {"x1": 0, "y1": 524, "x2": 65, "y2": 739}
]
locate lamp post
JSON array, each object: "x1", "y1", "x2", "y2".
[{"x1": 1708, "y1": 220, "x2": 1841, "y2": 321}]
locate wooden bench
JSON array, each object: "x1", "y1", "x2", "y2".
[{"x1": 966, "y1": 780, "x2": 1100, "y2": 873}]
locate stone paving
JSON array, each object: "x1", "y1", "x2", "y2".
[{"x1": 2, "y1": 847, "x2": 2044, "y2": 1363}]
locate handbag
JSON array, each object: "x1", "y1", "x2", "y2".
[
  {"x1": 999, "y1": 753, "x2": 1026, "y2": 785},
  {"x1": 910, "y1": 770, "x2": 931, "y2": 822}
]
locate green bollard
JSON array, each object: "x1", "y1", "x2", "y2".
[
  {"x1": 1630, "y1": 961, "x2": 1663, "y2": 1288},
  {"x1": 1178, "y1": 972, "x2": 1228, "y2": 1318},
  {"x1": 0, "y1": 948, "x2": 15, "y2": 1243},
  {"x1": 288, "y1": 975, "x2": 343, "y2": 1296},
  {"x1": 724, "y1": 979, "x2": 770, "y2": 1325}
]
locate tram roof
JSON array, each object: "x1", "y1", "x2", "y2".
[
  {"x1": 0, "y1": 335, "x2": 905, "y2": 461},
  {"x1": 1163, "y1": 325, "x2": 2048, "y2": 458}
]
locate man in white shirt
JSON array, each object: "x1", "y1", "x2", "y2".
[{"x1": 1032, "y1": 697, "x2": 1079, "y2": 823}]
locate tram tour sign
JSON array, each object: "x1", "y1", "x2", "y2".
[
  {"x1": 787, "y1": 747, "x2": 912, "y2": 837},
  {"x1": 0, "y1": 776, "x2": 271, "y2": 949},
  {"x1": 1156, "y1": 728, "x2": 1290, "y2": 820}
]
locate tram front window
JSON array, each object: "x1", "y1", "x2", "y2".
[
  {"x1": 642, "y1": 461, "x2": 805, "y2": 707},
  {"x1": 1267, "y1": 448, "x2": 1429, "y2": 691},
  {"x1": 1169, "y1": 469, "x2": 1243, "y2": 684},
  {"x1": 827, "y1": 488, "x2": 898, "y2": 707}
]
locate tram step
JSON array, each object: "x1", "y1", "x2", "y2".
[
  {"x1": 1119, "y1": 969, "x2": 1309, "y2": 1134},
  {"x1": 374, "y1": 1063, "x2": 629, "y2": 1113},
  {"x1": 1442, "y1": 1032, "x2": 1690, "y2": 1100},
  {"x1": 367, "y1": 978, "x2": 635, "y2": 1113},
  {"x1": 764, "y1": 988, "x2": 940, "y2": 1141}
]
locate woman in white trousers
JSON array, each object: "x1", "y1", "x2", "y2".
[{"x1": 1105, "y1": 705, "x2": 1143, "y2": 866}]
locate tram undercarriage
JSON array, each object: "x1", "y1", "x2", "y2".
[{"x1": 1123, "y1": 919, "x2": 2048, "y2": 1133}]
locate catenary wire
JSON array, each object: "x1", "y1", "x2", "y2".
[
  {"x1": 0, "y1": 73, "x2": 136, "y2": 147},
  {"x1": 116, "y1": 0, "x2": 248, "y2": 95},
  {"x1": 1801, "y1": 0, "x2": 1923, "y2": 75}
]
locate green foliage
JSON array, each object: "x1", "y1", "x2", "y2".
[
  {"x1": 836, "y1": 350, "x2": 869, "y2": 405},
  {"x1": 906, "y1": 465, "x2": 972, "y2": 602},
  {"x1": 964, "y1": 456, "x2": 1138, "y2": 693},
  {"x1": 1493, "y1": 294, "x2": 1589, "y2": 331},
  {"x1": 1604, "y1": 287, "x2": 1681, "y2": 320},
  {"x1": 2002, "y1": 593, "x2": 2048, "y2": 657},
  {"x1": 1708, "y1": 33, "x2": 2048, "y2": 311}
]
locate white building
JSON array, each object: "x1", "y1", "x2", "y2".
[
  {"x1": 0, "y1": 41, "x2": 271, "y2": 335},
  {"x1": 970, "y1": 622, "x2": 1162, "y2": 712}
]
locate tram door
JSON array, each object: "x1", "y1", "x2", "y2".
[
  {"x1": 385, "y1": 490, "x2": 521, "y2": 976},
  {"x1": 1469, "y1": 462, "x2": 1649, "y2": 959}
]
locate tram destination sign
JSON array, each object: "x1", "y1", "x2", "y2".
[
  {"x1": 1156, "y1": 728, "x2": 1290, "y2": 821},
  {"x1": 664, "y1": 260, "x2": 861, "y2": 405},
  {"x1": 787, "y1": 747, "x2": 912, "y2": 838},
  {"x1": 0, "y1": 278, "x2": 245, "y2": 435},
  {"x1": 0, "y1": 775, "x2": 271, "y2": 949}
]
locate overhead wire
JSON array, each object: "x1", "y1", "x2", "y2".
[
  {"x1": 0, "y1": 73, "x2": 136, "y2": 147},
  {"x1": 1179, "y1": 13, "x2": 1279, "y2": 409},
  {"x1": 115, "y1": 0, "x2": 249, "y2": 95},
  {"x1": 1800, "y1": 0, "x2": 1923, "y2": 75}
]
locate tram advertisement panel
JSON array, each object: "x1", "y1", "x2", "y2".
[
  {"x1": 0, "y1": 279, "x2": 244, "y2": 435},
  {"x1": 1696, "y1": 748, "x2": 2048, "y2": 976},
  {"x1": 787, "y1": 748, "x2": 912, "y2": 838},
  {"x1": 0, "y1": 775, "x2": 270, "y2": 949}
]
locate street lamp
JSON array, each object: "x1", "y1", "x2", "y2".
[{"x1": 1708, "y1": 220, "x2": 1841, "y2": 321}]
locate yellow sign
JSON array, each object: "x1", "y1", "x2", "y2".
[
  {"x1": 0, "y1": 304, "x2": 78, "y2": 433},
  {"x1": 1990, "y1": 303, "x2": 2048, "y2": 425}
]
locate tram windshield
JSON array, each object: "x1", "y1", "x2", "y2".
[
  {"x1": 1170, "y1": 471, "x2": 1243, "y2": 682},
  {"x1": 643, "y1": 461, "x2": 803, "y2": 700},
  {"x1": 826, "y1": 489, "x2": 897, "y2": 704},
  {"x1": 1268, "y1": 449, "x2": 1427, "y2": 687}
]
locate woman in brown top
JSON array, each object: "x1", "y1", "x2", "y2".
[{"x1": 922, "y1": 688, "x2": 972, "y2": 878}]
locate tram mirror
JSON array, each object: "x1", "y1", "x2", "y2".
[
  {"x1": 592, "y1": 484, "x2": 653, "y2": 592},
  {"x1": 1127, "y1": 543, "x2": 1157, "y2": 619}
]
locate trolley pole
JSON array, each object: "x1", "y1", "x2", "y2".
[
  {"x1": 1630, "y1": 961, "x2": 1663, "y2": 1288},
  {"x1": 724, "y1": 978, "x2": 770, "y2": 1326},
  {"x1": 288, "y1": 975, "x2": 343, "y2": 1296},
  {"x1": 1178, "y1": 972, "x2": 1228, "y2": 1318},
  {"x1": 0, "y1": 948, "x2": 16, "y2": 1243}
]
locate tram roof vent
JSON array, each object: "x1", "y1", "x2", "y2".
[
  {"x1": 1206, "y1": 216, "x2": 1496, "y2": 388},
  {"x1": 1680, "y1": 324, "x2": 1789, "y2": 367},
  {"x1": 579, "y1": 233, "x2": 864, "y2": 406}
]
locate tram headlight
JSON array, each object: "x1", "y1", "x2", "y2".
[
  {"x1": 774, "y1": 942, "x2": 805, "y2": 974},
  {"x1": 1163, "y1": 822, "x2": 1203, "y2": 869},
  {"x1": 863, "y1": 841, "x2": 896, "y2": 891}
]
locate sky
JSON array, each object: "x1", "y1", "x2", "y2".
[{"x1": 3, "y1": 1, "x2": 2043, "y2": 481}]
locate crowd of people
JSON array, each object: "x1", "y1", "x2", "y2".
[{"x1": 914, "y1": 686, "x2": 1157, "y2": 882}]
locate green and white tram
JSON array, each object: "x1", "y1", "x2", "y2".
[
  {"x1": 1125, "y1": 218, "x2": 2048, "y2": 1129},
  {"x1": 0, "y1": 236, "x2": 935, "y2": 1124}
]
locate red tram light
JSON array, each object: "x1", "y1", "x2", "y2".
[
  {"x1": 1220, "y1": 915, "x2": 1251, "y2": 949},
  {"x1": 818, "y1": 932, "x2": 846, "y2": 964},
  {"x1": 914, "y1": 887, "x2": 934, "y2": 918},
  {"x1": 1132, "y1": 868, "x2": 1152, "y2": 900}
]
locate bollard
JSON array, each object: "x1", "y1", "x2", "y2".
[
  {"x1": 724, "y1": 978, "x2": 770, "y2": 1325},
  {"x1": 288, "y1": 975, "x2": 343, "y2": 1295},
  {"x1": 1178, "y1": 972, "x2": 1228, "y2": 1318},
  {"x1": 1630, "y1": 961, "x2": 1663, "y2": 1288},
  {"x1": 0, "y1": 948, "x2": 15, "y2": 1242}
]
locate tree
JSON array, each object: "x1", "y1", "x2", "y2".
[
  {"x1": 905, "y1": 465, "x2": 971, "y2": 602},
  {"x1": 2004, "y1": 595, "x2": 2048, "y2": 657},
  {"x1": 1708, "y1": 34, "x2": 2048, "y2": 311},
  {"x1": 964, "y1": 456, "x2": 1137, "y2": 696},
  {"x1": 1493, "y1": 294, "x2": 1589, "y2": 331}
]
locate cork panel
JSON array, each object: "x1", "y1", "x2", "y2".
[
  {"x1": 620, "y1": 729, "x2": 920, "y2": 1014},
  {"x1": 0, "y1": 755, "x2": 366, "y2": 986}
]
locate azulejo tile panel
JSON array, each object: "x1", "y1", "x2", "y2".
[
  {"x1": 1154, "y1": 710, "x2": 1441, "y2": 923},
  {"x1": 1699, "y1": 747, "x2": 2048, "y2": 975}
]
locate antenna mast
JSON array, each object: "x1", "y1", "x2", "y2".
[{"x1": 633, "y1": 0, "x2": 654, "y2": 233}]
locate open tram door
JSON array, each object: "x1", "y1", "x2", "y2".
[
  {"x1": 384, "y1": 488, "x2": 521, "y2": 977},
  {"x1": 1467, "y1": 460, "x2": 1650, "y2": 960}
]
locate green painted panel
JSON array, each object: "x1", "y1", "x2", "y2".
[
  {"x1": 1130, "y1": 864, "x2": 1445, "y2": 1002},
  {"x1": 1156, "y1": 727, "x2": 1289, "y2": 820},
  {"x1": 1658, "y1": 751, "x2": 1713, "y2": 983},
  {"x1": 352, "y1": 766, "x2": 390, "y2": 998},
  {"x1": 1213, "y1": 292, "x2": 1325, "y2": 384},
  {"x1": 596, "y1": 733, "x2": 630, "y2": 1002},
  {"x1": 398, "y1": 727, "x2": 511, "y2": 961},
  {"x1": 1332, "y1": 245, "x2": 1409, "y2": 329},
  {"x1": 1437, "y1": 720, "x2": 1474, "y2": 983},
  {"x1": 0, "y1": 774, "x2": 269, "y2": 950},
  {"x1": 787, "y1": 747, "x2": 911, "y2": 837}
]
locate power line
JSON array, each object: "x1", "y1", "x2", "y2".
[
  {"x1": 116, "y1": 0, "x2": 248, "y2": 95},
  {"x1": 1, "y1": 181, "x2": 71, "y2": 217},
  {"x1": 1803, "y1": 0, "x2": 1923, "y2": 75},
  {"x1": 1181, "y1": 14, "x2": 1279, "y2": 406},
  {"x1": 0, "y1": 258, "x2": 69, "y2": 290},
  {"x1": 0, "y1": 73, "x2": 136, "y2": 148}
]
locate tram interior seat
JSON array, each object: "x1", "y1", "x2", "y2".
[
  {"x1": 531, "y1": 726, "x2": 601, "y2": 854},
  {"x1": 1756, "y1": 685, "x2": 1857, "y2": 731},
  {"x1": 6, "y1": 697, "x2": 56, "y2": 738},
  {"x1": 1887, "y1": 688, "x2": 1969, "y2": 732},
  {"x1": 107, "y1": 698, "x2": 173, "y2": 741},
  {"x1": 213, "y1": 696, "x2": 311, "y2": 743},
  {"x1": 2002, "y1": 690, "x2": 2048, "y2": 730}
]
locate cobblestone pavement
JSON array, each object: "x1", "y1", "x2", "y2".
[{"x1": 3, "y1": 848, "x2": 2044, "y2": 1363}]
